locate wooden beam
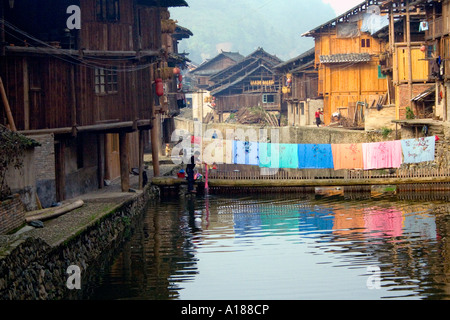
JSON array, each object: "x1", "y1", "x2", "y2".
[
  {"x1": 119, "y1": 132, "x2": 130, "y2": 192},
  {"x1": 150, "y1": 66, "x2": 160, "y2": 177},
  {"x1": 55, "y1": 140, "x2": 66, "y2": 202},
  {"x1": 138, "y1": 130, "x2": 144, "y2": 190},
  {"x1": 70, "y1": 65, "x2": 77, "y2": 137},
  {"x1": 97, "y1": 134, "x2": 105, "y2": 190},
  {"x1": 22, "y1": 59, "x2": 30, "y2": 130},
  {"x1": 0, "y1": 76, "x2": 17, "y2": 131}
]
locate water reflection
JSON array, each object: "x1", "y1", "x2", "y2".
[{"x1": 88, "y1": 192, "x2": 450, "y2": 300}]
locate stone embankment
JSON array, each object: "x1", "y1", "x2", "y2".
[{"x1": 0, "y1": 162, "x2": 178, "y2": 300}]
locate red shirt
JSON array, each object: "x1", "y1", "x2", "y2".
[{"x1": 315, "y1": 110, "x2": 323, "y2": 118}]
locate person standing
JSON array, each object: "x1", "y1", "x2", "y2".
[
  {"x1": 186, "y1": 151, "x2": 200, "y2": 193},
  {"x1": 315, "y1": 108, "x2": 324, "y2": 127}
]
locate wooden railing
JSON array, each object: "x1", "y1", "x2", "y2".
[{"x1": 206, "y1": 166, "x2": 450, "y2": 181}]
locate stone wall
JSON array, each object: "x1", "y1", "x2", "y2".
[
  {"x1": 0, "y1": 187, "x2": 152, "y2": 300},
  {"x1": 0, "y1": 195, "x2": 25, "y2": 235}
]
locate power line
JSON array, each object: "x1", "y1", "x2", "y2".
[{"x1": 0, "y1": 19, "x2": 158, "y2": 73}]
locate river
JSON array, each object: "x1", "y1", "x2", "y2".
[{"x1": 86, "y1": 188, "x2": 450, "y2": 300}]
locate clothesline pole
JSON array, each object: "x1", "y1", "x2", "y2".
[{"x1": 205, "y1": 163, "x2": 209, "y2": 193}]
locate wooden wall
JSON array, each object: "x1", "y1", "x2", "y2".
[
  {"x1": 1, "y1": 55, "x2": 153, "y2": 130},
  {"x1": 395, "y1": 46, "x2": 429, "y2": 82},
  {"x1": 217, "y1": 93, "x2": 280, "y2": 113},
  {"x1": 80, "y1": 0, "x2": 135, "y2": 51},
  {"x1": 314, "y1": 22, "x2": 388, "y2": 125}
]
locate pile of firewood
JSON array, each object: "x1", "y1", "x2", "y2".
[{"x1": 234, "y1": 107, "x2": 279, "y2": 126}]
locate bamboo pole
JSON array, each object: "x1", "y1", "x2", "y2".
[
  {"x1": 0, "y1": 76, "x2": 16, "y2": 131},
  {"x1": 25, "y1": 200, "x2": 84, "y2": 222}
]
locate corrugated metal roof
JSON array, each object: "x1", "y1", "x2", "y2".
[
  {"x1": 319, "y1": 53, "x2": 371, "y2": 64},
  {"x1": 411, "y1": 85, "x2": 435, "y2": 102}
]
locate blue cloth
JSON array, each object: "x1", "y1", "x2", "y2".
[
  {"x1": 401, "y1": 137, "x2": 435, "y2": 164},
  {"x1": 279, "y1": 144, "x2": 299, "y2": 169},
  {"x1": 233, "y1": 141, "x2": 259, "y2": 165},
  {"x1": 259, "y1": 143, "x2": 278, "y2": 168},
  {"x1": 298, "y1": 144, "x2": 334, "y2": 169}
]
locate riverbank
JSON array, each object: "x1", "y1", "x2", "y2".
[{"x1": 0, "y1": 157, "x2": 179, "y2": 300}]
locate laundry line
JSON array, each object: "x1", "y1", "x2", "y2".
[{"x1": 189, "y1": 135, "x2": 438, "y2": 171}]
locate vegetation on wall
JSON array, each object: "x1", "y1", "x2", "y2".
[{"x1": 0, "y1": 125, "x2": 39, "y2": 200}]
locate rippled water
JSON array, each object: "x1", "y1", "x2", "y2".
[{"x1": 88, "y1": 190, "x2": 450, "y2": 300}]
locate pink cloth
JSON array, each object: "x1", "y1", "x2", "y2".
[{"x1": 362, "y1": 140, "x2": 402, "y2": 170}]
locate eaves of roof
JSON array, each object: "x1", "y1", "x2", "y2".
[{"x1": 319, "y1": 53, "x2": 371, "y2": 64}]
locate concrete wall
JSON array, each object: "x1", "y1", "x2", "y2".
[
  {"x1": 29, "y1": 134, "x2": 100, "y2": 208},
  {"x1": 5, "y1": 148, "x2": 37, "y2": 211},
  {"x1": 173, "y1": 117, "x2": 372, "y2": 145},
  {"x1": 365, "y1": 105, "x2": 396, "y2": 131}
]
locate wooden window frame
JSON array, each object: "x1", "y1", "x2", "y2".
[
  {"x1": 95, "y1": 67, "x2": 118, "y2": 95},
  {"x1": 361, "y1": 39, "x2": 371, "y2": 48},
  {"x1": 96, "y1": 0, "x2": 120, "y2": 22},
  {"x1": 262, "y1": 94, "x2": 275, "y2": 104}
]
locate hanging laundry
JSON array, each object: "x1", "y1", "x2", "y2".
[
  {"x1": 259, "y1": 143, "x2": 280, "y2": 168},
  {"x1": 233, "y1": 141, "x2": 259, "y2": 165},
  {"x1": 401, "y1": 136, "x2": 435, "y2": 164},
  {"x1": 191, "y1": 136, "x2": 202, "y2": 145},
  {"x1": 298, "y1": 144, "x2": 334, "y2": 169},
  {"x1": 362, "y1": 140, "x2": 402, "y2": 170},
  {"x1": 419, "y1": 21, "x2": 429, "y2": 32},
  {"x1": 224, "y1": 140, "x2": 234, "y2": 164},
  {"x1": 279, "y1": 144, "x2": 299, "y2": 169},
  {"x1": 246, "y1": 141, "x2": 259, "y2": 166},
  {"x1": 331, "y1": 143, "x2": 364, "y2": 170}
]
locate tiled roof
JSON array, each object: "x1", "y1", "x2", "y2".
[{"x1": 319, "y1": 53, "x2": 371, "y2": 64}]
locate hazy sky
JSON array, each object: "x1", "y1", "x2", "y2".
[
  {"x1": 324, "y1": 0, "x2": 366, "y2": 15},
  {"x1": 170, "y1": 0, "x2": 367, "y2": 63}
]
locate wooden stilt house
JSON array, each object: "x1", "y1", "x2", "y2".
[
  {"x1": 0, "y1": 0, "x2": 188, "y2": 207},
  {"x1": 380, "y1": 0, "x2": 433, "y2": 121},
  {"x1": 208, "y1": 48, "x2": 283, "y2": 123},
  {"x1": 303, "y1": 0, "x2": 389, "y2": 129},
  {"x1": 274, "y1": 48, "x2": 322, "y2": 127}
]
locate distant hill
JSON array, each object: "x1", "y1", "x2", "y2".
[{"x1": 170, "y1": 0, "x2": 336, "y2": 65}]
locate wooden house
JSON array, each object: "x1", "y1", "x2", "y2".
[
  {"x1": 419, "y1": 0, "x2": 450, "y2": 121},
  {"x1": 303, "y1": 0, "x2": 390, "y2": 129},
  {"x1": 379, "y1": 0, "x2": 434, "y2": 121},
  {"x1": 274, "y1": 48, "x2": 322, "y2": 127},
  {"x1": 189, "y1": 51, "x2": 244, "y2": 90},
  {"x1": 208, "y1": 48, "x2": 283, "y2": 122},
  {"x1": 0, "y1": 0, "x2": 188, "y2": 207}
]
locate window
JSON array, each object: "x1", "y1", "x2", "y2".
[
  {"x1": 262, "y1": 94, "x2": 275, "y2": 104},
  {"x1": 95, "y1": 67, "x2": 118, "y2": 94},
  {"x1": 361, "y1": 39, "x2": 371, "y2": 48},
  {"x1": 96, "y1": 0, "x2": 120, "y2": 22},
  {"x1": 300, "y1": 102, "x2": 305, "y2": 116}
]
